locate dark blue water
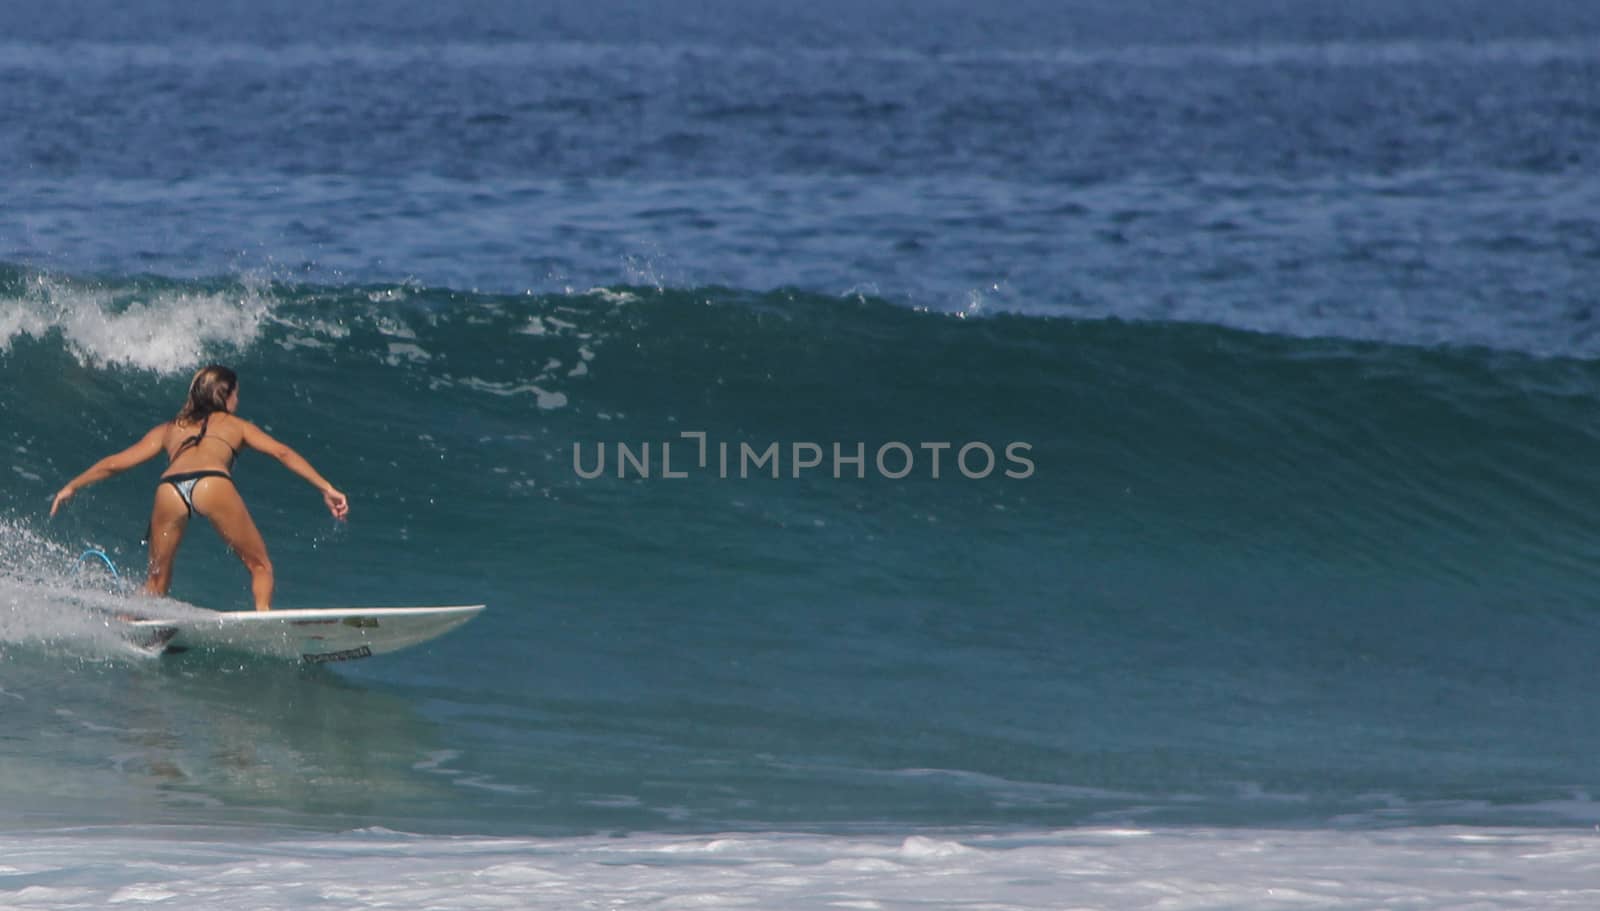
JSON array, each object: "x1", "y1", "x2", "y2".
[{"x1": 3, "y1": 0, "x2": 1600, "y2": 836}]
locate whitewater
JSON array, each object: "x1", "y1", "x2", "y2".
[{"x1": 4, "y1": 827, "x2": 1600, "y2": 910}]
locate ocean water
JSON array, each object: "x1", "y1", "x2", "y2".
[{"x1": 5, "y1": 0, "x2": 1600, "y2": 906}]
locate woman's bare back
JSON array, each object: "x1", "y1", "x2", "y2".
[{"x1": 162, "y1": 414, "x2": 246, "y2": 476}]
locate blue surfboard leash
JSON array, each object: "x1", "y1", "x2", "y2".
[{"x1": 76, "y1": 548, "x2": 122, "y2": 580}]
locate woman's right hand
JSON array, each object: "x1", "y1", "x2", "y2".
[
  {"x1": 49, "y1": 486, "x2": 75, "y2": 518},
  {"x1": 322, "y1": 487, "x2": 350, "y2": 521}
]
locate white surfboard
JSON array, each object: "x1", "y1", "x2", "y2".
[{"x1": 128, "y1": 605, "x2": 485, "y2": 662}]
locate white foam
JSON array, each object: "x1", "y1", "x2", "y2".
[
  {"x1": 383, "y1": 342, "x2": 432, "y2": 364},
  {"x1": 445, "y1": 376, "x2": 569, "y2": 410},
  {"x1": 0, "y1": 519, "x2": 213, "y2": 659},
  {"x1": 0, "y1": 272, "x2": 275, "y2": 374},
  {"x1": 373, "y1": 317, "x2": 417, "y2": 339},
  {"x1": 1, "y1": 826, "x2": 1599, "y2": 910},
  {"x1": 586, "y1": 288, "x2": 640, "y2": 305}
]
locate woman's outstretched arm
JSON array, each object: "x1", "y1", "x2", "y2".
[
  {"x1": 50, "y1": 424, "x2": 168, "y2": 517},
  {"x1": 239, "y1": 420, "x2": 350, "y2": 520}
]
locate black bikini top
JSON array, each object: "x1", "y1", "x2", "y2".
[{"x1": 172, "y1": 414, "x2": 240, "y2": 468}]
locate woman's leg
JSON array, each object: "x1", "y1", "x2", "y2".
[
  {"x1": 189, "y1": 478, "x2": 274, "y2": 611},
  {"x1": 144, "y1": 485, "x2": 190, "y2": 596}
]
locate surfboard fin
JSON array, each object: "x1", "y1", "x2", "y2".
[{"x1": 127, "y1": 626, "x2": 179, "y2": 654}]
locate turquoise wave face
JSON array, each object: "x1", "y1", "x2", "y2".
[{"x1": 4, "y1": 269, "x2": 1600, "y2": 832}]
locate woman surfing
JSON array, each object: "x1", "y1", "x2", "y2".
[{"x1": 49, "y1": 365, "x2": 349, "y2": 611}]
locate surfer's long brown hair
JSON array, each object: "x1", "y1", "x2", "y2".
[{"x1": 175, "y1": 365, "x2": 237, "y2": 425}]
